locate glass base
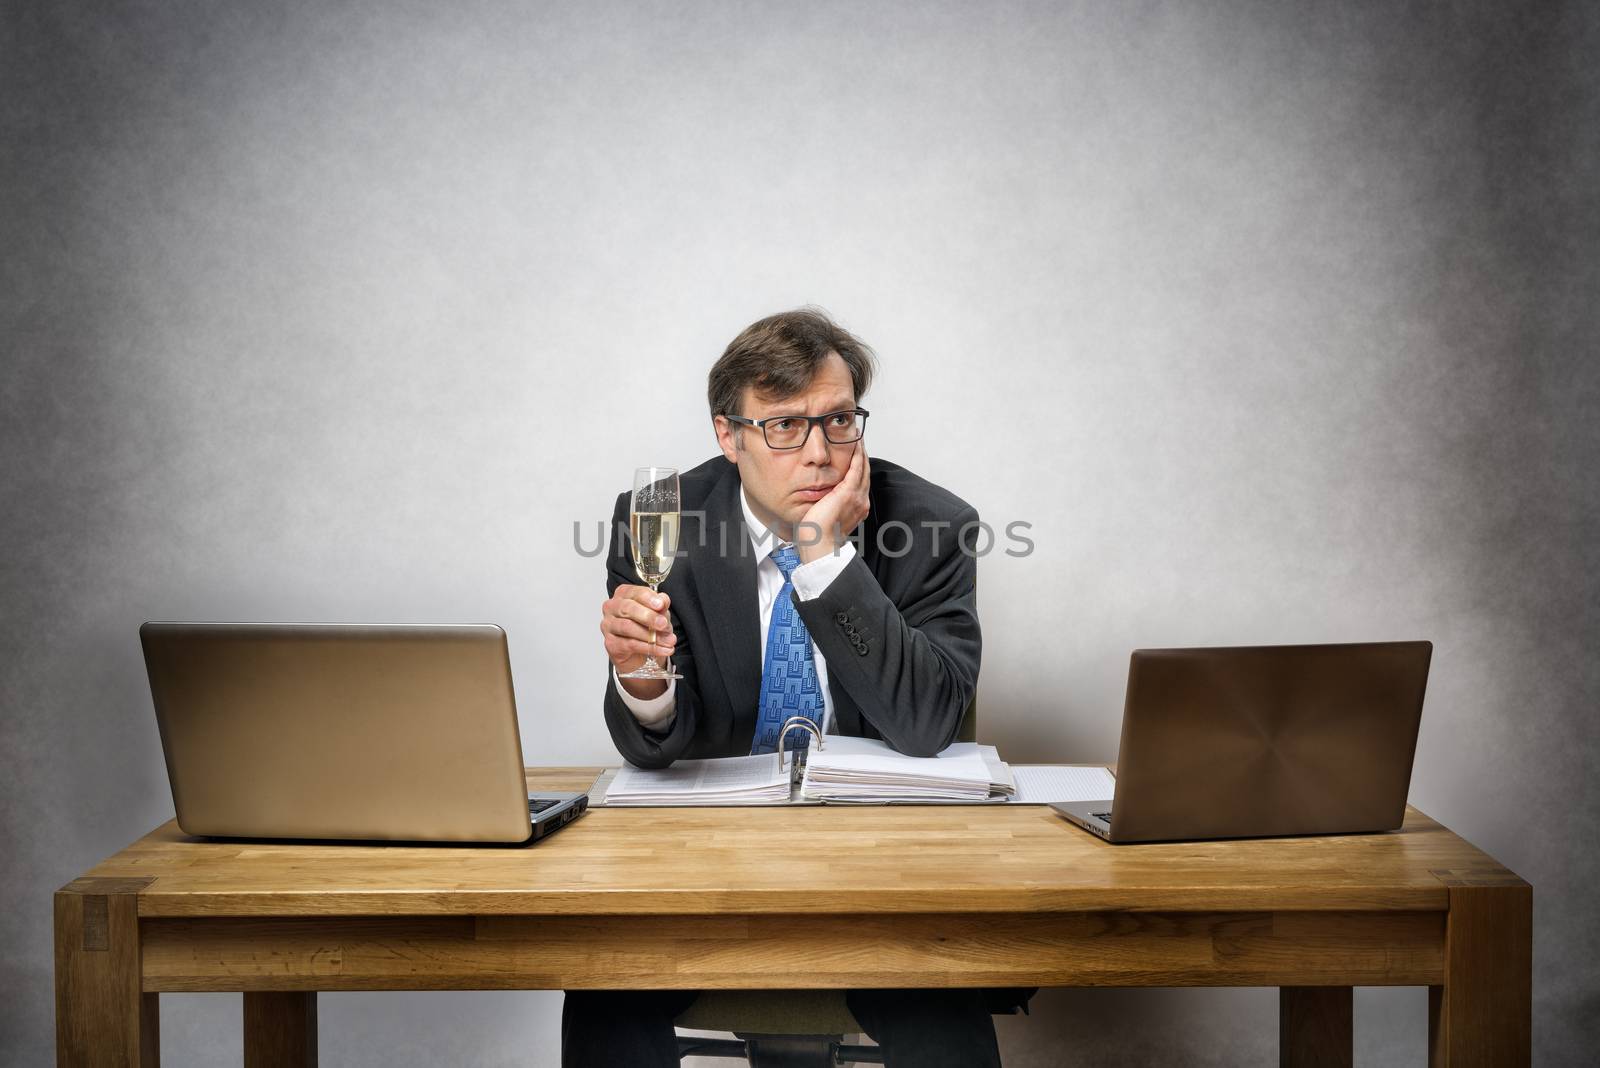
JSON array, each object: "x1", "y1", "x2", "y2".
[
  {"x1": 618, "y1": 667, "x2": 683, "y2": 681},
  {"x1": 619, "y1": 654, "x2": 682, "y2": 681}
]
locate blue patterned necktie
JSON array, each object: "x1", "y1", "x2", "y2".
[{"x1": 750, "y1": 545, "x2": 824, "y2": 755}]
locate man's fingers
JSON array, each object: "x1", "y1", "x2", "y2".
[
  {"x1": 605, "y1": 616, "x2": 676, "y2": 648},
  {"x1": 608, "y1": 620, "x2": 675, "y2": 647},
  {"x1": 602, "y1": 587, "x2": 676, "y2": 672},
  {"x1": 608, "y1": 634, "x2": 673, "y2": 658},
  {"x1": 621, "y1": 585, "x2": 670, "y2": 611},
  {"x1": 606, "y1": 591, "x2": 671, "y2": 627},
  {"x1": 606, "y1": 636, "x2": 676, "y2": 671},
  {"x1": 612, "y1": 600, "x2": 672, "y2": 632}
]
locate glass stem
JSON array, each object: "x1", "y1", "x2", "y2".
[{"x1": 647, "y1": 582, "x2": 660, "y2": 667}]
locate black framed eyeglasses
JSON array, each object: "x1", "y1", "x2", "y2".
[{"x1": 723, "y1": 408, "x2": 870, "y2": 450}]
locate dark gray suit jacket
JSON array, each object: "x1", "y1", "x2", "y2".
[{"x1": 603, "y1": 456, "x2": 981, "y2": 769}]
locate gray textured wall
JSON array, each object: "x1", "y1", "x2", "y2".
[{"x1": 4, "y1": 1, "x2": 1596, "y2": 1064}]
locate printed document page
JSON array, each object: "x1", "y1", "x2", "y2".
[{"x1": 1010, "y1": 765, "x2": 1117, "y2": 804}]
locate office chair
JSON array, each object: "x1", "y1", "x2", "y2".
[{"x1": 673, "y1": 700, "x2": 984, "y2": 1067}]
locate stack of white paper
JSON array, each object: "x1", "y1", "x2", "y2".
[
  {"x1": 605, "y1": 754, "x2": 792, "y2": 806},
  {"x1": 800, "y1": 737, "x2": 1004, "y2": 802},
  {"x1": 979, "y1": 745, "x2": 1017, "y2": 797}
]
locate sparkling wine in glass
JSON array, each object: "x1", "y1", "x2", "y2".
[{"x1": 619, "y1": 466, "x2": 683, "y2": 681}]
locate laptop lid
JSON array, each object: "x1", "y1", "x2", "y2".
[
  {"x1": 1105, "y1": 641, "x2": 1431, "y2": 843},
  {"x1": 141, "y1": 622, "x2": 540, "y2": 844}
]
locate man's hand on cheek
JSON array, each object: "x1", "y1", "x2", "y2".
[{"x1": 795, "y1": 446, "x2": 870, "y2": 563}]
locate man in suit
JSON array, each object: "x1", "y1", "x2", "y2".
[{"x1": 564, "y1": 309, "x2": 1001, "y2": 1068}]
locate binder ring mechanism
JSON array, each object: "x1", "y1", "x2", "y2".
[{"x1": 774, "y1": 716, "x2": 824, "y2": 778}]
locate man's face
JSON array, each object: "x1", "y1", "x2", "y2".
[{"x1": 714, "y1": 351, "x2": 859, "y2": 540}]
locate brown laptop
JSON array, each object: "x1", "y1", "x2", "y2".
[
  {"x1": 1052, "y1": 641, "x2": 1431, "y2": 843},
  {"x1": 141, "y1": 622, "x2": 586, "y2": 845}
]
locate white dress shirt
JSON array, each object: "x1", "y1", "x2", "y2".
[{"x1": 614, "y1": 486, "x2": 857, "y2": 736}]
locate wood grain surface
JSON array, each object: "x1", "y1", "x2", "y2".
[
  {"x1": 138, "y1": 909, "x2": 1447, "y2": 991},
  {"x1": 69, "y1": 770, "x2": 1509, "y2": 919},
  {"x1": 54, "y1": 767, "x2": 1532, "y2": 1067}
]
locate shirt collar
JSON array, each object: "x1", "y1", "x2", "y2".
[{"x1": 738, "y1": 485, "x2": 785, "y2": 563}]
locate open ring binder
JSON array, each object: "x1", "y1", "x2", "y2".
[{"x1": 774, "y1": 716, "x2": 824, "y2": 781}]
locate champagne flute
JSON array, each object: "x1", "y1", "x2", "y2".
[{"x1": 619, "y1": 466, "x2": 683, "y2": 681}]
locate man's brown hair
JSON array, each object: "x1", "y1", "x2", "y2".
[{"x1": 707, "y1": 308, "x2": 877, "y2": 422}]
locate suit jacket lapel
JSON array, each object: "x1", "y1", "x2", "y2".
[{"x1": 691, "y1": 466, "x2": 762, "y2": 731}]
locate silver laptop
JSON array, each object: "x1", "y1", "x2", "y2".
[
  {"x1": 141, "y1": 622, "x2": 586, "y2": 845},
  {"x1": 1052, "y1": 641, "x2": 1431, "y2": 843}
]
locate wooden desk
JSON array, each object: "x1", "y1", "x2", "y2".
[{"x1": 56, "y1": 768, "x2": 1529, "y2": 1067}]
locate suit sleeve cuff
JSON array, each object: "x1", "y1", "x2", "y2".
[
  {"x1": 612, "y1": 667, "x2": 677, "y2": 729},
  {"x1": 791, "y1": 540, "x2": 857, "y2": 601}
]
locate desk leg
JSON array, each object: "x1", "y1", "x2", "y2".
[
  {"x1": 1279, "y1": 986, "x2": 1352, "y2": 1068},
  {"x1": 244, "y1": 992, "x2": 318, "y2": 1068},
  {"x1": 1428, "y1": 881, "x2": 1532, "y2": 1067},
  {"x1": 54, "y1": 878, "x2": 159, "y2": 1067}
]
